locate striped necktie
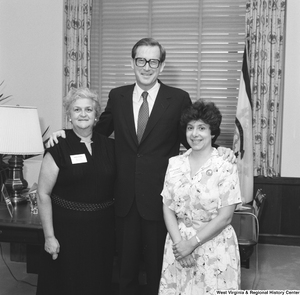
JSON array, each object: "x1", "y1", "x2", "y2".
[{"x1": 137, "y1": 91, "x2": 149, "y2": 143}]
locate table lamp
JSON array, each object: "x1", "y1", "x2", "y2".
[{"x1": 0, "y1": 105, "x2": 44, "y2": 204}]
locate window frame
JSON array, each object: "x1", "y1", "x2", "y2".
[{"x1": 90, "y1": 0, "x2": 246, "y2": 147}]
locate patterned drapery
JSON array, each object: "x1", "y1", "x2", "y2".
[
  {"x1": 63, "y1": 0, "x2": 92, "y2": 94},
  {"x1": 246, "y1": 0, "x2": 286, "y2": 177}
]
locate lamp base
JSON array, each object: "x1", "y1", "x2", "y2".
[
  {"x1": 5, "y1": 155, "x2": 28, "y2": 205},
  {"x1": 10, "y1": 195, "x2": 27, "y2": 205}
]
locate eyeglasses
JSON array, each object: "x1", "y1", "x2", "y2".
[{"x1": 134, "y1": 58, "x2": 161, "y2": 69}]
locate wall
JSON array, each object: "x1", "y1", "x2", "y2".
[
  {"x1": 281, "y1": 1, "x2": 300, "y2": 177},
  {"x1": 0, "y1": 0, "x2": 64, "y2": 136},
  {"x1": 255, "y1": 177, "x2": 300, "y2": 246}
]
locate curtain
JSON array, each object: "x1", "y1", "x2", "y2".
[
  {"x1": 246, "y1": 0, "x2": 286, "y2": 177},
  {"x1": 63, "y1": 0, "x2": 92, "y2": 126}
]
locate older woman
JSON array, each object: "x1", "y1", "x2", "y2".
[
  {"x1": 159, "y1": 100, "x2": 241, "y2": 294},
  {"x1": 36, "y1": 88, "x2": 116, "y2": 295}
]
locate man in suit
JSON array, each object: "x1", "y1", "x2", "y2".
[
  {"x1": 96, "y1": 38, "x2": 191, "y2": 295},
  {"x1": 49, "y1": 38, "x2": 234, "y2": 295}
]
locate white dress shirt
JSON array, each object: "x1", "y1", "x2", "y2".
[{"x1": 132, "y1": 81, "x2": 160, "y2": 132}]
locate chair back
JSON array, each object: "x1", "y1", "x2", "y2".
[
  {"x1": 253, "y1": 188, "x2": 267, "y2": 220},
  {"x1": 231, "y1": 188, "x2": 267, "y2": 268}
]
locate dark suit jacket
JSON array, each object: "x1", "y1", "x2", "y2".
[{"x1": 94, "y1": 81, "x2": 191, "y2": 221}]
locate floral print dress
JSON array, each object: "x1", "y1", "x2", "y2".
[{"x1": 158, "y1": 148, "x2": 241, "y2": 295}]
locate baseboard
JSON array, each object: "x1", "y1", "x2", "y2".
[{"x1": 259, "y1": 234, "x2": 300, "y2": 246}]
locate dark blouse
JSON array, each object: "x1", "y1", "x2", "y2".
[{"x1": 46, "y1": 129, "x2": 116, "y2": 204}]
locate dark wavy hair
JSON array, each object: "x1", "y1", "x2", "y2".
[
  {"x1": 180, "y1": 99, "x2": 222, "y2": 144},
  {"x1": 131, "y1": 38, "x2": 166, "y2": 63}
]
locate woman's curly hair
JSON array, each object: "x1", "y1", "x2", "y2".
[
  {"x1": 180, "y1": 99, "x2": 222, "y2": 144},
  {"x1": 63, "y1": 87, "x2": 101, "y2": 123}
]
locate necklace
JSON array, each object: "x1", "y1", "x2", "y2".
[
  {"x1": 80, "y1": 138, "x2": 93, "y2": 144},
  {"x1": 80, "y1": 139, "x2": 93, "y2": 155},
  {"x1": 73, "y1": 130, "x2": 93, "y2": 154},
  {"x1": 74, "y1": 130, "x2": 93, "y2": 144}
]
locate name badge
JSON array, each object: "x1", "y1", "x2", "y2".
[{"x1": 70, "y1": 154, "x2": 87, "y2": 164}]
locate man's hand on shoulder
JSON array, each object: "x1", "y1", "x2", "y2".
[
  {"x1": 216, "y1": 147, "x2": 237, "y2": 164},
  {"x1": 47, "y1": 130, "x2": 66, "y2": 147}
]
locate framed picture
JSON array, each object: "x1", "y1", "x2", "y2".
[{"x1": 1, "y1": 184, "x2": 13, "y2": 217}]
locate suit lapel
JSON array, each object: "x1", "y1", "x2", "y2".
[{"x1": 119, "y1": 85, "x2": 139, "y2": 145}]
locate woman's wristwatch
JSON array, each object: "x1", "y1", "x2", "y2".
[{"x1": 195, "y1": 235, "x2": 201, "y2": 246}]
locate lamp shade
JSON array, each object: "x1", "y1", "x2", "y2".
[{"x1": 0, "y1": 105, "x2": 44, "y2": 155}]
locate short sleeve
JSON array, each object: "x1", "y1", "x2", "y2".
[
  {"x1": 44, "y1": 137, "x2": 65, "y2": 169},
  {"x1": 218, "y1": 161, "x2": 242, "y2": 208},
  {"x1": 161, "y1": 158, "x2": 177, "y2": 211}
]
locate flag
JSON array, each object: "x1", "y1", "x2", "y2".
[{"x1": 233, "y1": 43, "x2": 253, "y2": 204}]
